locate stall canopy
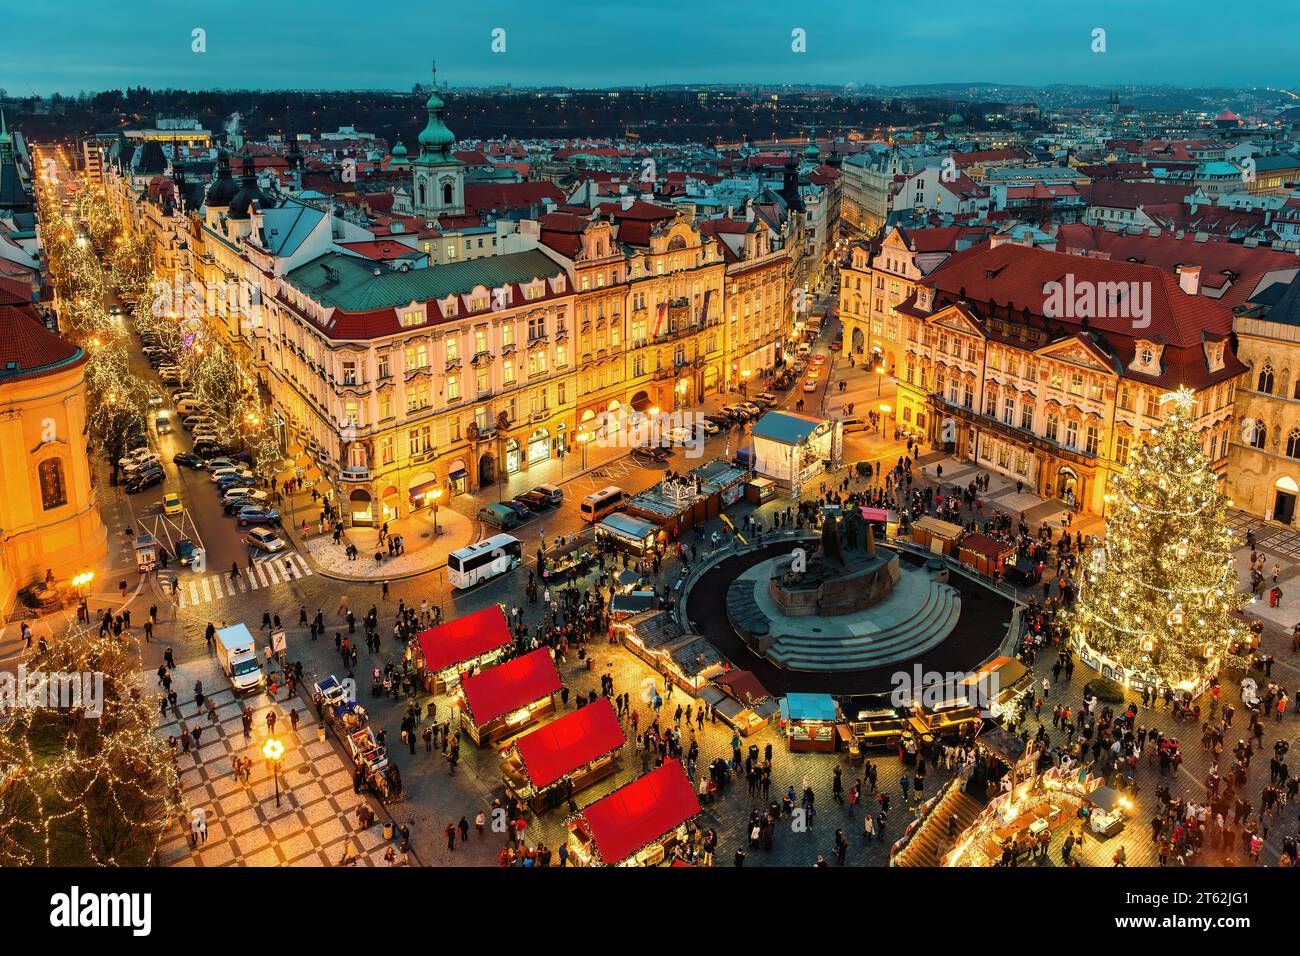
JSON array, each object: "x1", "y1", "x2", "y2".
[
  {"x1": 714, "y1": 670, "x2": 770, "y2": 705},
  {"x1": 515, "y1": 697, "x2": 625, "y2": 790},
  {"x1": 580, "y1": 761, "x2": 700, "y2": 865},
  {"x1": 860, "y1": 506, "x2": 889, "y2": 524},
  {"x1": 597, "y1": 512, "x2": 660, "y2": 545},
  {"x1": 913, "y1": 515, "x2": 963, "y2": 539},
  {"x1": 416, "y1": 605, "x2": 512, "y2": 674},
  {"x1": 779, "y1": 693, "x2": 839, "y2": 723},
  {"x1": 751, "y1": 410, "x2": 825, "y2": 445},
  {"x1": 960, "y1": 532, "x2": 1015, "y2": 559},
  {"x1": 462, "y1": 648, "x2": 563, "y2": 727}
]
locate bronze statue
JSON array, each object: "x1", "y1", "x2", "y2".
[{"x1": 822, "y1": 514, "x2": 846, "y2": 567}]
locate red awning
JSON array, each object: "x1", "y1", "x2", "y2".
[
  {"x1": 960, "y1": 532, "x2": 1015, "y2": 559},
  {"x1": 860, "y1": 507, "x2": 888, "y2": 523},
  {"x1": 515, "y1": 697, "x2": 625, "y2": 790},
  {"x1": 462, "y1": 648, "x2": 562, "y2": 727},
  {"x1": 416, "y1": 606, "x2": 512, "y2": 674},
  {"x1": 580, "y1": 761, "x2": 700, "y2": 865}
]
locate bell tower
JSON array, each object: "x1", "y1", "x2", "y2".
[{"x1": 411, "y1": 61, "x2": 464, "y2": 218}]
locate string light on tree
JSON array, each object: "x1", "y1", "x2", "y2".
[{"x1": 1065, "y1": 386, "x2": 1247, "y2": 692}]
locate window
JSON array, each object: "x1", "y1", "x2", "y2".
[
  {"x1": 527, "y1": 351, "x2": 547, "y2": 377},
  {"x1": 1020, "y1": 404, "x2": 1034, "y2": 431},
  {"x1": 378, "y1": 437, "x2": 394, "y2": 466},
  {"x1": 1046, "y1": 414, "x2": 1059, "y2": 443},
  {"x1": 1065, "y1": 420, "x2": 1079, "y2": 449},
  {"x1": 406, "y1": 380, "x2": 430, "y2": 412},
  {"x1": 446, "y1": 374, "x2": 460, "y2": 402},
  {"x1": 503, "y1": 361, "x2": 515, "y2": 386},
  {"x1": 408, "y1": 426, "x2": 432, "y2": 457},
  {"x1": 476, "y1": 368, "x2": 489, "y2": 396},
  {"x1": 1258, "y1": 364, "x2": 1275, "y2": 394},
  {"x1": 1069, "y1": 371, "x2": 1084, "y2": 397},
  {"x1": 400, "y1": 308, "x2": 424, "y2": 328},
  {"x1": 39, "y1": 459, "x2": 67, "y2": 510},
  {"x1": 1085, "y1": 425, "x2": 1099, "y2": 456},
  {"x1": 501, "y1": 323, "x2": 514, "y2": 348},
  {"x1": 404, "y1": 343, "x2": 429, "y2": 370},
  {"x1": 1115, "y1": 434, "x2": 1130, "y2": 463},
  {"x1": 1251, "y1": 419, "x2": 1267, "y2": 449},
  {"x1": 474, "y1": 329, "x2": 488, "y2": 355},
  {"x1": 379, "y1": 392, "x2": 393, "y2": 420},
  {"x1": 1002, "y1": 397, "x2": 1015, "y2": 426},
  {"x1": 527, "y1": 317, "x2": 546, "y2": 340},
  {"x1": 445, "y1": 337, "x2": 459, "y2": 362},
  {"x1": 377, "y1": 353, "x2": 391, "y2": 379},
  {"x1": 1287, "y1": 429, "x2": 1300, "y2": 459}
]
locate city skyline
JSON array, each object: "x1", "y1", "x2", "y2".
[{"x1": 5, "y1": 0, "x2": 1299, "y2": 95}]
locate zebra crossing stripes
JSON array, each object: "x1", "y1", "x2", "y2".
[{"x1": 175, "y1": 552, "x2": 313, "y2": 608}]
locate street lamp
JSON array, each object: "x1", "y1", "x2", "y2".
[
  {"x1": 875, "y1": 364, "x2": 885, "y2": 397},
  {"x1": 430, "y1": 486, "x2": 444, "y2": 535},
  {"x1": 879, "y1": 404, "x2": 892, "y2": 436},
  {"x1": 262, "y1": 736, "x2": 285, "y2": 807},
  {"x1": 72, "y1": 571, "x2": 94, "y2": 619},
  {"x1": 576, "y1": 430, "x2": 591, "y2": 472}
]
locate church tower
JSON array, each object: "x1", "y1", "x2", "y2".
[{"x1": 411, "y1": 62, "x2": 464, "y2": 218}]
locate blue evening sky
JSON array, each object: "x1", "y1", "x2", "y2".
[{"x1": 3, "y1": 0, "x2": 1295, "y2": 94}]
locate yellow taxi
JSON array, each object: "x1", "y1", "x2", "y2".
[{"x1": 162, "y1": 493, "x2": 183, "y2": 515}]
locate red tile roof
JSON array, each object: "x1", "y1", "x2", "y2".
[
  {"x1": 0, "y1": 305, "x2": 85, "y2": 383},
  {"x1": 463, "y1": 181, "x2": 564, "y2": 215}
]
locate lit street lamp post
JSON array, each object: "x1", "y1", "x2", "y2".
[
  {"x1": 262, "y1": 736, "x2": 285, "y2": 807},
  {"x1": 430, "y1": 486, "x2": 444, "y2": 535}
]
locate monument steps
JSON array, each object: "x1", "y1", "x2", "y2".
[{"x1": 766, "y1": 582, "x2": 960, "y2": 671}]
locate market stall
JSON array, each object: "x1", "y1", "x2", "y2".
[
  {"x1": 413, "y1": 604, "x2": 513, "y2": 694},
  {"x1": 538, "y1": 535, "x2": 593, "y2": 583},
  {"x1": 778, "y1": 693, "x2": 843, "y2": 753},
  {"x1": 957, "y1": 532, "x2": 1016, "y2": 577},
  {"x1": 502, "y1": 697, "x2": 625, "y2": 811},
  {"x1": 912, "y1": 515, "x2": 963, "y2": 556},
  {"x1": 706, "y1": 670, "x2": 774, "y2": 737},
  {"x1": 595, "y1": 512, "x2": 662, "y2": 557},
  {"x1": 687, "y1": 459, "x2": 748, "y2": 519},
  {"x1": 1084, "y1": 784, "x2": 1131, "y2": 837},
  {"x1": 626, "y1": 478, "x2": 705, "y2": 540},
  {"x1": 459, "y1": 648, "x2": 563, "y2": 746},
  {"x1": 744, "y1": 477, "x2": 776, "y2": 504},
  {"x1": 750, "y1": 411, "x2": 843, "y2": 495},
  {"x1": 565, "y1": 760, "x2": 701, "y2": 867},
  {"x1": 615, "y1": 609, "x2": 725, "y2": 694},
  {"x1": 609, "y1": 591, "x2": 659, "y2": 621}
]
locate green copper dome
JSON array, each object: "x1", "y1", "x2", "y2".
[{"x1": 417, "y1": 62, "x2": 456, "y2": 156}]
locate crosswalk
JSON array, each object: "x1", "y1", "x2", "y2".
[{"x1": 164, "y1": 552, "x2": 314, "y2": 608}]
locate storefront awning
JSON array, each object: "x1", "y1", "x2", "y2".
[
  {"x1": 408, "y1": 479, "x2": 439, "y2": 500},
  {"x1": 514, "y1": 697, "x2": 625, "y2": 791},
  {"x1": 630, "y1": 394, "x2": 652, "y2": 413},
  {"x1": 462, "y1": 648, "x2": 562, "y2": 727},
  {"x1": 449, "y1": 468, "x2": 468, "y2": 481},
  {"x1": 416, "y1": 605, "x2": 512, "y2": 674},
  {"x1": 579, "y1": 760, "x2": 700, "y2": 866}
]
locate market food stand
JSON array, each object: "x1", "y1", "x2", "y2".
[
  {"x1": 705, "y1": 669, "x2": 773, "y2": 737},
  {"x1": 615, "y1": 609, "x2": 725, "y2": 694},
  {"x1": 502, "y1": 697, "x2": 625, "y2": 811},
  {"x1": 595, "y1": 512, "x2": 662, "y2": 557},
  {"x1": 911, "y1": 515, "x2": 963, "y2": 556},
  {"x1": 778, "y1": 693, "x2": 843, "y2": 752},
  {"x1": 957, "y1": 532, "x2": 1016, "y2": 578},
  {"x1": 413, "y1": 604, "x2": 513, "y2": 694},
  {"x1": 459, "y1": 648, "x2": 563, "y2": 746},
  {"x1": 565, "y1": 760, "x2": 701, "y2": 867}
]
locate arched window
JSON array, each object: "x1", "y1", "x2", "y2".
[
  {"x1": 417, "y1": 181, "x2": 426, "y2": 207},
  {"x1": 1287, "y1": 429, "x2": 1300, "y2": 459},
  {"x1": 442, "y1": 181, "x2": 453, "y2": 206},
  {"x1": 38, "y1": 458, "x2": 67, "y2": 510},
  {"x1": 1253, "y1": 419, "x2": 1268, "y2": 449},
  {"x1": 1259, "y1": 363, "x2": 1275, "y2": 394}
]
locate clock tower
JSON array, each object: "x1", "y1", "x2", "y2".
[{"x1": 411, "y1": 62, "x2": 464, "y2": 218}]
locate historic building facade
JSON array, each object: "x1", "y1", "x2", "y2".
[
  {"x1": 894, "y1": 242, "x2": 1243, "y2": 516},
  {"x1": 0, "y1": 305, "x2": 107, "y2": 613}
]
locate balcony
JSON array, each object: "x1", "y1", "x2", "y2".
[{"x1": 339, "y1": 466, "x2": 371, "y2": 483}]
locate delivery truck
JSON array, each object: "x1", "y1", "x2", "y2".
[{"x1": 215, "y1": 623, "x2": 264, "y2": 694}]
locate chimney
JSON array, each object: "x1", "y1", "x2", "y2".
[
  {"x1": 1177, "y1": 265, "x2": 1201, "y2": 296},
  {"x1": 620, "y1": 194, "x2": 634, "y2": 211}
]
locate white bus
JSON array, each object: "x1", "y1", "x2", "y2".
[
  {"x1": 580, "y1": 485, "x2": 624, "y2": 523},
  {"x1": 447, "y1": 534, "x2": 523, "y2": 589}
]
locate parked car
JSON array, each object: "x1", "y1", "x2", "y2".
[
  {"x1": 533, "y1": 484, "x2": 563, "y2": 505},
  {"x1": 162, "y1": 492, "x2": 183, "y2": 515},
  {"x1": 478, "y1": 503, "x2": 518, "y2": 529},
  {"x1": 175, "y1": 538, "x2": 199, "y2": 566},
  {"x1": 126, "y1": 470, "x2": 163, "y2": 493},
  {"x1": 755, "y1": 392, "x2": 778, "y2": 408},
  {"x1": 183, "y1": 415, "x2": 215, "y2": 431},
  {"x1": 174, "y1": 452, "x2": 206, "y2": 469},
  {"x1": 236, "y1": 506, "x2": 280, "y2": 527},
  {"x1": 802, "y1": 378, "x2": 818, "y2": 392},
  {"x1": 631, "y1": 445, "x2": 669, "y2": 464},
  {"x1": 205, "y1": 457, "x2": 238, "y2": 472},
  {"x1": 224, "y1": 496, "x2": 260, "y2": 515},
  {"x1": 194, "y1": 441, "x2": 231, "y2": 458},
  {"x1": 118, "y1": 446, "x2": 155, "y2": 469},
  {"x1": 211, "y1": 466, "x2": 253, "y2": 483},
  {"x1": 244, "y1": 528, "x2": 287, "y2": 552},
  {"x1": 517, "y1": 490, "x2": 550, "y2": 510},
  {"x1": 738, "y1": 402, "x2": 763, "y2": 417},
  {"x1": 223, "y1": 487, "x2": 268, "y2": 504},
  {"x1": 503, "y1": 499, "x2": 534, "y2": 521},
  {"x1": 698, "y1": 419, "x2": 720, "y2": 436},
  {"x1": 704, "y1": 414, "x2": 732, "y2": 429}
]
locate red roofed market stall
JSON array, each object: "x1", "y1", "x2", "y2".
[
  {"x1": 413, "y1": 604, "x2": 512, "y2": 693},
  {"x1": 460, "y1": 648, "x2": 562, "y2": 746},
  {"x1": 565, "y1": 760, "x2": 701, "y2": 866},
  {"x1": 502, "y1": 697, "x2": 626, "y2": 810}
]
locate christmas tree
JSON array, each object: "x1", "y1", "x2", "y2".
[{"x1": 1067, "y1": 386, "x2": 1246, "y2": 691}]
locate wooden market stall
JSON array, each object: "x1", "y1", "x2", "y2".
[
  {"x1": 502, "y1": 697, "x2": 626, "y2": 811},
  {"x1": 413, "y1": 604, "x2": 513, "y2": 695},
  {"x1": 615, "y1": 608, "x2": 725, "y2": 694},
  {"x1": 705, "y1": 670, "x2": 774, "y2": 738},
  {"x1": 778, "y1": 693, "x2": 844, "y2": 753},
  {"x1": 911, "y1": 516, "x2": 963, "y2": 556},
  {"x1": 595, "y1": 512, "x2": 662, "y2": 557},
  {"x1": 565, "y1": 760, "x2": 701, "y2": 867},
  {"x1": 460, "y1": 648, "x2": 563, "y2": 747},
  {"x1": 957, "y1": 533, "x2": 1016, "y2": 577}
]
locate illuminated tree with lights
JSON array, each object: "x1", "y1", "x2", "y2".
[
  {"x1": 1066, "y1": 387, "x2": 1247, "y2": 691},
  {"x1": 0, "y1": 622, "x2": 185, "y2": 865}
]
